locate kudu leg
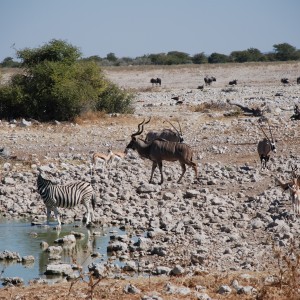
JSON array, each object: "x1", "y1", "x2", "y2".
[
  {"x1": 149, "y1": 162, "x2": 157, "y2": 183},
  {"x1": 158, "y1": 162, "x2": 164, "y2": 185},
  {"x1": 177, "y1": 162, "x2": 186, "y2": 183}
]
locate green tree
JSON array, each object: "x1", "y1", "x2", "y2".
[
  {"x1": 230, "y1": 51, "x2": 249, "y2": 63},
  {"x1": 246, "y1": 48, "x2": 265, "y2": 61},
  {"x1": 166, "y1": 51, "x2": 192, "y2": 64},
  {"x1": 273, "y1": 43, "x2": 299, "y2": 61},
  {"x1": 106, "y1": 52, "x2": 118, "y2": 62},
  {"x1": 192, "y1": 52, "x2": 208, "y2": 64},
  {"x1": 208, "y1": 52, "x2": 229, "y2": 63},
  {"x1": 0, "y1": 39, "x2": 133, "y2": 121}
]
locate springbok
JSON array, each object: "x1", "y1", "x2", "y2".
[
  {"x1": 257, "y1": 120, "x2": 276, "y2": 169},
  {"x1": 125, "y1": 119, "x2": 198, "y2": 184},
  {"x1": 275, "y1": 165, "x2": 300, "y2": 215},
  {"x1": 145, "y1": 119, "x2": 184, "y2": 143},
  {"x1": 108, "y1": 149, "x2": 127, "y2": 167},
  {"x1": 91, "y1": 150, "x2": 112, "y2": 174}
]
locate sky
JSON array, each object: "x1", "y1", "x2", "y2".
[{"x1": 0, "y1": 0, "x2": 299, "y2": 62}]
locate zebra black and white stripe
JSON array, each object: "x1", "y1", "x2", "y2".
[{"x1": 37, "y1": 173, "x2": 96, "y2": 227}]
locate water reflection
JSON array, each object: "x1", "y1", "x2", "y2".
[{"x1": 0, "y1": 218, "x2": 124, "y2": 286}]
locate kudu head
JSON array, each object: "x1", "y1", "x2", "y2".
[
  {"x1": 126, "y1": 118, "x2": 151, "y2": 151},
  {"x1": 258, "y1": 120, "x2": 276, "y2": 153},
  {"x1": 163, "y1": 120, "x2": 184, "y2": 143}
]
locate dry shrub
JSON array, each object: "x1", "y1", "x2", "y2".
[
  {"x1": 257, "y1": 240, "x2": 300, "y2": 300},
  {"x1": 192, "y1": 101, "x2": 230, "y2": 113},
  {"x1": 74, "y1": 111, "x2": 107, "y2": 124}
]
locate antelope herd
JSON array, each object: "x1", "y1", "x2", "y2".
[{"x1": 101, "y1": 114, "x2": 300, "y2": 218}]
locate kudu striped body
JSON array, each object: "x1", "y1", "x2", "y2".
[
  {"x1": 126, "y1": 119, "x2": 198, "y2": 184},
  {"x1": 145, "y1": 120, "x2": 184, "y2": 143},
  {"x1": 275, "y1": 166, "x2": 300, "y2": 215},
  {"x1": 37, "y1": 172, "x2": 96, "y2": 227},
  {"x1": 257, "y1": 120, "x2": 276, "y2": 169}
]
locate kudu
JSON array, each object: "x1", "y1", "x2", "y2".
[
  {"x1": 275, "y1": 165, "x2": 300, "y2": 215},
  {"x1": 145, "y1": 119, "x2": 184, "y2": 143},
  {"x1": 126, "y1": 119, "x2": 198, "y2": 184},
  {"x1": 257, "y1": 120, "x2": 276, "y2": 169}
]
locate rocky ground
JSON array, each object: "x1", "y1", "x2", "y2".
[{"x1": 0, "y1": 62, "x2": 300, "y2": 299}]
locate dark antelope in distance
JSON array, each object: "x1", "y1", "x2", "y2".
[
  {"x1": 204, "y1": 76, "x2": 216, "y2": 86},
  {"x1": 126, "y1": 119, "x2": 198, "y2": 184},
  {"x1": 257, "y1": 120, "x2": 276, "y2": 169},
  {"x1": 150, "y1": 78, "x2": 162, "y2": 86}
]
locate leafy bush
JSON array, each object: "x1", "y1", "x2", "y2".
[
  {"x1": 97, "y1": 81, "x2": 134, "y2": 114},
  {"x1": 0, "y1": 40, "x2": 133, "y2": 121}
]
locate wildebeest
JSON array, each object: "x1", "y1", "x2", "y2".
[
  {"x1": 204, "y1": 76, "x2": 216, "y2": 86},
  {"x1": 281, "y1": 78, "x2": 289, "y2": 84},
  {"x1": 150, "y1": 78, "x2": 162, "y2": 86},
  {"x1": 229, "y1": 79, "x2": 238, "y2": 85},
  {"x1": 125, "y1": 119, "x2": 198, "y2": 184},
  {"x1": 297, "y1": 77, "x2": 300, "y2": 84},
  {"x1": 197, "y1": 85, "x2": 204, "y2": 90}
]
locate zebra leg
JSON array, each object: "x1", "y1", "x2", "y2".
[
  {"x1": 46, "y1": 207, "x2": 51, "y2": 225},
  {"x1": 52, "y1": 207, "x2": 61, "y2": 229},
  {"x1": 149, "y1": 162, "x2": 157, "y2": 183},
  {"x1": 83, "y1": 202, "x2": 92, "y2": 225}
]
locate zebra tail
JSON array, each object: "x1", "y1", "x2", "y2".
[{"x1": 92, "y1": 193, "x2": 96, "y2": 210}]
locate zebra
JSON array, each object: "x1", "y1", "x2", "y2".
[{"x1": 37, "y1": 172, "x2": 96, "y2": 228}]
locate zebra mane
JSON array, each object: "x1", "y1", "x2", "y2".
[{"x1": 38, "y1": 172, "x2": 58, "y2": 185}]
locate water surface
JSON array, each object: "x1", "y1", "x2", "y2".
[{"x1": 0, "y1": 218, "x2": 125, "y2": 286}]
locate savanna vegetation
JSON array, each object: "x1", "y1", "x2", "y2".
[
  {"x1": 0, "y1": 40, "x2": 299, "y2": 122},
  {"x1": 0, "y1": 40, "x2": 134, "y2": 122}
]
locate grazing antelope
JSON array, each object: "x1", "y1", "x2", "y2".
[
  {"x1": 229, "y1": 79, "x2": 238, "y2": 85},
  {"x1": 126, "y1": 119, "x2": 198, "y2": 184},
  {"x1": 257, "y1": 120, "x2": 276, "y2": 169},
  {"x1": 281, "y1": 78, "x2": 289, "y2": 84},
  {"x1": 275, "y1": 166, "x2": 300, "y2": 215},
  {"x1": 145, "y1": 119, "x2": 184, "y2": 143},
  {"x1": 204, "y1": 76, "x2": 216, "y2": 86}
]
